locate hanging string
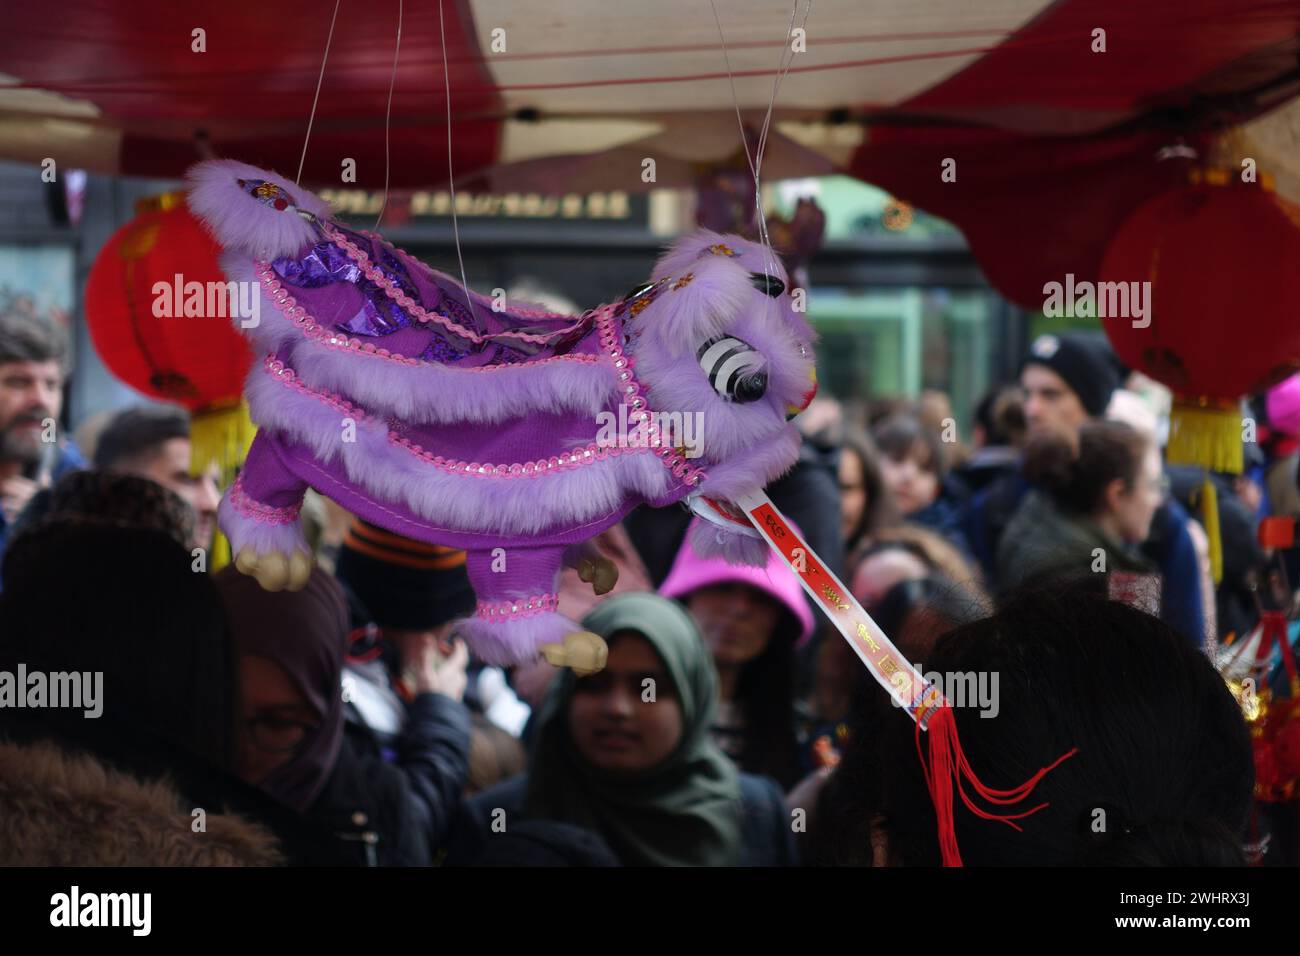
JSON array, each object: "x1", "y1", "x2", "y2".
[
  {"x1": 755, "y1": 2, "x2": 813, "y2": 240},
  {"x1": 375, "y1": 0, "x2": 405, "y2": 229},
  {"x1": 707, "y1": 0, "x2": 812, "y2": 278},
  {"x1": 752, "y1": 1, "x2": 811, "y2": 270},
  {"x1": 437, "y1": 0, "x2": 479, "y2": 327},
  {"x1": 707, "y1": 0, "x2": 764, "y2": 269},
  {"x1": 297, "y1": 0, "x2": 344, "y2": 186}
]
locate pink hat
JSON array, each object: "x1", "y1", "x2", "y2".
[
  {"x1": 659, "y1": 519, "x2": 816, "y2": 645},
  {"x1": 1267, "y1": 374, "x2": 1300, "y2": 438}
]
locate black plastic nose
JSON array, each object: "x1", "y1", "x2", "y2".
[
  {"x1": 749, "y1": 273, "x2": 785, "y2": 297},
  {"x1": 732, "y1": 372, "x2": 768, "y2": 403}
]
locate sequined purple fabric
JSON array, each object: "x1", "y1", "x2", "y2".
[
  {"x1": 273, "y1": 241, "x2": 362, "y2": 289},
  {"x1": 272, "y1": 232, "x2": 474, "y2": 364},
  {"x1": 270, "y1": 225, "x2": 601, "y2": 368}
]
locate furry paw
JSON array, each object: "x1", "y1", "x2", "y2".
[
  {"x1": 234, "y1": 546, "x2": 314, "y2": 592},
  {"x1": 540, "y1": 630, "x2": 609, "y2": 676},
  {"x1": 576, "y1": 555, "x2": 619, "y2": 595}
]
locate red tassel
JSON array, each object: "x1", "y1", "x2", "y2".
[{"x1": 916, "y1": 707, "x2": 1078, "y2": 866}]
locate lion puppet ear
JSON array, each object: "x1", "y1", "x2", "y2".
[
  {"x1": 186, "y1": 159, "x2": 333, "y2": 260},
  {"x1": 637, "y1": 249, "x2": 756, "y2": 360}
]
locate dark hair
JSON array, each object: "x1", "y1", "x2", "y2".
[
  {"x1": 93, "y1": 405, "x2": 191, "y2": 471},
  {"x1": 1023, "y1": 420, "x2": 1150, "y2": 515},
  {"x1": 731, "y1": 599, "x2": 801, "y2": 788},
  {"x1": 873, "y1": 414, "x2": 946, "y2": 477},
  {"x1": 0, "y1": 521, "x2": 235, "y2": 770},
  {"x1": 688, "y1": 582, "x2": 802, "y2": 788},
  {"x1": 852, "y1": 536, "x2": 934, "y2": 576},
  {"x1": 869, "y1": 575, "x2": 988, "y2": 662},
  {"x1": 0, "y1": 302, "x2": 68, "y2": 370},
  {"x1": 973, "y1": 385, "x2": 1027, "y2": 448},
  {"x1": 854, "y1": 525, "x2": 987, "y2": 602},
  {"x1": 847, "y1": 588, "x2": 1252, "y2": 866},
  {"x1": 807, "y1": 575, "x2": 986, "y2": 865},
  {"x1": 7, "y1": 469, "x2": 194, "y2": 549},
  {"x1": 837, "y1": 425, "x2": 900, "y2": 552}
]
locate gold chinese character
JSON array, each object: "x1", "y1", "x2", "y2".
[
  {"x1": 820, "y1": 584, "x2": 848, "y2": 610},
  {"x1": 855, "y1": 621, "x2": 880, "y2": 653}
]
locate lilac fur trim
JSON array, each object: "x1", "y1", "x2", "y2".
[
  {"x1": 650, "y1": 229, "x2": 816, "y2": 372},
  {"x1": 245, "y1": 367, "x2": 680, "y2": 536},
  {"x1": 688, "y1": 519, "x2": 772, "y2": 567},
  {"x1": 186, "y1": 160, "x2": 332, "y2": 260},
  {"x1": 651, "y1": 229, "x2": 785, "y2": 284},
  {"x1": 696, "y1": 423, "x2": 803, "y2": 500},
  {"x1": 454, "y1": 612, "x2": 579, "y2": 667},
  {"x1": 628, "y1": 234, "x2": 816, "y2": 467},
  {"x1": 640, "y1": 254, "x2": 755, "y2": 360},
  {"x1": 220, "y1": 254, "x2": 622, "y2": 425},
  {"x1": 217, "y1": 491, "x2": 310, "y2": 557},
  {"x1": 220, "y1": 252, "x2": 287, "y2": 356},
  {"x1": 637, "y1": 345, "x2": 791, "y2": 466},
  {"x1": 292, "y1": 345, "x2": 619, "y2": 426}
]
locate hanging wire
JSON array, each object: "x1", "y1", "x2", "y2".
[
  {"x1": 375, "y1": 0, "x2": 405, "y2": 229},
  {"x1": 437, "y1": 0, "x2": 478, "y2": 326},
  {"x1": 708, "y1": 0, "x2": 813, "y2": 277},
  {"x1": 297, "y1": 0, "x2": 344, "y2": 185}
]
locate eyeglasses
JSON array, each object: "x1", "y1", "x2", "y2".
[{"x1": 245, "y1": 715, "x2": 320, "y2": 754}]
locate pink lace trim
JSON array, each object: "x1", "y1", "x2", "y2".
[
  {"x1": 366, "y1": 233, "x2": 569, "y2": 322},
  {"x1": 261, "y1": 354, "x2": 705, "y2": 487},
  {"x1": 476, "y1": 593, "x2": 559, "y2": 620},
  {"x1": 255, "y1": 261, "x2": 600, "y2": 371},
  {"x1": 228, "y1": 473, "x2": 302, "y2": 525},
  {"x1": 594, "y1": 307, "x2": 704, "y2": 486}
]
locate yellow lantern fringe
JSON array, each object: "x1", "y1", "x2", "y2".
[
  {"x1": 1167, "y1": 398, "x2": 1240, "y2": 587},
  {"x1": 1167, "y1": 400, "x2": 1244, "y2": 475},
  {"x1": 189, "y1": 401, "x2": 257, "y2": 570},
  {"x1": 1198, "y1": 477, "x2": 1223, "y2": 586}
]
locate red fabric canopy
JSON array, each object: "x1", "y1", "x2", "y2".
[
  {"x1": 848, "y1": 0, "x2": 1300, "y2": 306},
  {"x1": 0, "y1": 0, "x2": 501, "y2": 187},
  {"x1": 3, "y1": 0, "x2": 1299, "y2": 305}
]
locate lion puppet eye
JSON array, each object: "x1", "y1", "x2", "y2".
[{"x1": 697, "y1": 335, "x2": 768, "y2": 403}]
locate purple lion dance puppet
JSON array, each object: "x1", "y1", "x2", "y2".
[{"x1": 187, "y1": 159, "x2": 818, "y2": 675}]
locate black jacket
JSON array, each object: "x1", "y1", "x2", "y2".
[
  {"x1": 310, "y1": 691, "x2": 471, "y2": 866},
  {"x1": 624, "y1": 436, "x2": 845, "y2": 589},
  {"x1": 445, "y1": 771, "x2": 796, "y2": 866}
]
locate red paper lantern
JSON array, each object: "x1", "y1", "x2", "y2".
[
  {"x1": 85, "y1": 193, "x2": 253, "y2": 410},
  {"x1": 1100, "y1": 171, "x2": 1300, "y2": 473}
]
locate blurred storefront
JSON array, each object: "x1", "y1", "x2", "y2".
[
  {"x1": 776, "y1": 176, "x2": 1024, "y2": 435},
  {"x1": 0, "y1": 161, "x2": 1023, "y2": 437},
  {"x1": 324, "y1": 174, "x2": 1023, "y2": 437}
]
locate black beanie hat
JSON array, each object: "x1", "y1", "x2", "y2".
[
  {"x1": 1020, "y1": 332, "x2": 1120, "y2": 418},
  {"x1": 333, "y1": 519, "x2": 476, "y2": 631}
]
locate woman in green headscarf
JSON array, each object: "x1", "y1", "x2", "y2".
[{"x1": 452, "y1": 593, "x2": 793, "y2": 866}]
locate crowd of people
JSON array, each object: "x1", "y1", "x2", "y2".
[{"x1": 0, "y1": 302, "x2": 1288, "y2": 866}]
